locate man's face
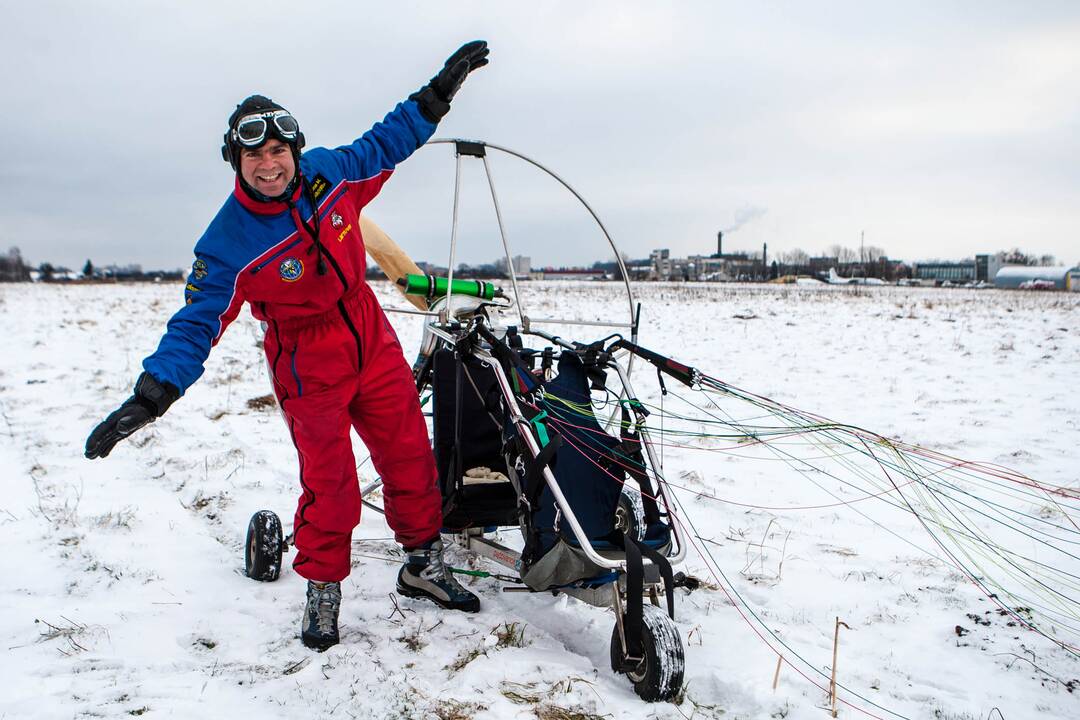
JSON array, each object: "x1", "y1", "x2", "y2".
[{"x1": 239, "y1": 138, "x2": 296, "y2": 198}]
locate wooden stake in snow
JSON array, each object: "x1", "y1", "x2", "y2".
[
  {"x1": 772, "y1": 654, "x2": 783, "y2": 691},
  {"x1": 829, "y1": 617, "x2": 851, "y2": 717}
]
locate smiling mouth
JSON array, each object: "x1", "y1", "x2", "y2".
[{"x1": 256, "y1": 172, "x2": 283, "y2": 184}]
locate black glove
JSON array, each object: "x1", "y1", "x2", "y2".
[
  {"x1": 85, "y1": 372, "x2": 180, "y2": 459},
  {"x1": 411, "y1": 40, "x2": 490, "y2": 122}
]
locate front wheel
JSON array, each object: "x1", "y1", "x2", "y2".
[
  {"x1": 610, "y1": 604, "x2": 685, "y2": 702},
  {"x1": 245, "y1": 510, "x2": 283, "y2": 582}
]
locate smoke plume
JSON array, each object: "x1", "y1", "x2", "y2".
[{"x1": 723, "y1": 205, "x2": 768, "y2": 234}]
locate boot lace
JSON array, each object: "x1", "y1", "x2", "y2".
[
  {"x1": 418, "y1": 547, "x2": 467, "y2": 592},
  {"x1": 308, "y1": 582, "x2": 341, "y2": 634}
]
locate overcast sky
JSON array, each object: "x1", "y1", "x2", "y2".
[{"x1": 3, "y1": 1, "x2": 1078, "y2": 270}]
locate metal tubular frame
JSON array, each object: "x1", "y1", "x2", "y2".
[
  {"x1": 383, "y1": 307, "x2": 442, "y2": 318},
  {"x1": 388, "y1": 140, "x2": 689, "y2": 597},
  {"x1": 480, "y1": 154, "x2": 527, "y2": 329},
  {"x1": 443, "y1": 151, "x2": 464, "y2": 323},
  {"x1": 524, "y1": 317, "x2": 634, "y2": 329},
  {"x1": 426, "y1": 139, "x2": 637, "y2": 346},
  {"x1": 458, "y1": 532, "x2": 627, "y2": 609}
]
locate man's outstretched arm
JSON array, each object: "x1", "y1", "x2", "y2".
[
  {"x1": 319, "y1": 41, "x2": 490, "y2": 187},
  {"x1": 85, "y1": 240, "x2": 243, "y2": 459}
]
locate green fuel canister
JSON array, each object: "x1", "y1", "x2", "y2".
[{"x1": 397, "y1": 274, "x2": 500, "y2": 301}]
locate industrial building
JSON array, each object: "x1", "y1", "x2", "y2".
[
  {"x1": 975, "y1": 254, "x2": 1005, "y2": 282},
  {"x1": 495, "y1": 255, "x2": 531, "y2": 279},
  {"x1": 913, "y1": 262, "x2": 975, "y2": 283},
  {"x1": 993, "y1": 266, "x2": 1076, "y2": 290},
  {"x1": 647, "y1": 232, "x2": 772, "y2": 282}
]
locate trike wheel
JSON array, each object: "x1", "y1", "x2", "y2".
[
  {"x1": 245, "y1": 510, "x2": 283, "y2": 582},
  {"x1": 614, "y1": 488, "x2": 646, "y2": 542},
  {"x1": 610, "y1": 604, "x2": 685, "y2": 702}
]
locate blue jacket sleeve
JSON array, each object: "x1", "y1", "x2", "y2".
[
  {"x1": 322, "y1": 99, "x2": 437, "y2": 181},
  {"x1": 142, "y1": 247, "x2": 243, "y2": 394}
]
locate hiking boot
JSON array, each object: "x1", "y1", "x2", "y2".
[
  {"x1": 396, "y1": 538, "x2": 480, "y2": 613},
  {"x1": 301, "y1": 580, "x2": 341, "y2": 650}
]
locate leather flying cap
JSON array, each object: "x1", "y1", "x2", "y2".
[{"x1": 221, "y1": 94, "x2": 306, "y2": 171}]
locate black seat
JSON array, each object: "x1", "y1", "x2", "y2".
[{"x1": 431, "y1": 349, "x2": 519, "y2": 530}]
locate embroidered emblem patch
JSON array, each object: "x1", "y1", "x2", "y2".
[
  {"x1": 331, "y1": 211, "x2": 343, "y2": 229},
  {"x1": 192, "y1": 258, "x2": 208, "y2": 280},
  {"x1": 310, "y1": 174, "x2": 331, "y2": 201},
  {"x1": 279, "y1": 257, "x2": 304, "y2": 282}
]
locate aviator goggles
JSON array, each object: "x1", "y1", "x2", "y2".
[{"x1": 230, "y1": 109, "x2": 300, "y2": 147}]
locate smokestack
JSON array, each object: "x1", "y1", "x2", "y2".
[{"x1": 717, "y1": 231, "x2": 723, "y2": 257}]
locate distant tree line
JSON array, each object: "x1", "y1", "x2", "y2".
[
  {"x1": 0, "y1": 247, "x2": 31, "y2": 282},
  {"x1": 995, "y1": 249, "x2": 1058, "y2": 266},
  {"x1": 768, "y1": 244, "x2": 903, "y2": 280},
  {"x1": 774, "y1": 244, "x2": 891, "y2": 266},
  {"x1": 0, "y1": 248, "x2": 183, "y2": 282}
]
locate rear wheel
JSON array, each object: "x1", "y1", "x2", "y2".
[
  {"x1": 245, "y1": 510, "x2": 283, "y2": 582},
  {"x1": 610, "y1": 604, "x2": 685, "y2": 702},
  {"x1": 614, "y1": 488, "x2": 646, "y2": 542}
]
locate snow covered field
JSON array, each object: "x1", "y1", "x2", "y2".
[{"x1": 2, "y1": 280, "x2": 1078, "y2": 720}]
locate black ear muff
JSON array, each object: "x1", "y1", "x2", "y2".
[
  {"x1": 221, "y1": 131, "x2": 234, "y2": 167},
  {"x1": 296, "y1": 132, "x2": 306, "y2": 151}
]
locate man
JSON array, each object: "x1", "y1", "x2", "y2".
[{"x1": 85, "y1": 41, "x2": 490, "y2": 651}]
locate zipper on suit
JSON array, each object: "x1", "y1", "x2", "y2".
[
  {"x1": 290, "y1": 345, "x2": 303, "y2": 397},
  {"x1": 251, "y1": 236, "x2": 306, "y2": 274}
]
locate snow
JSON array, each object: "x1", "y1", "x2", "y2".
[{"x1": 1, "y1": 280, "x2": 1078, "y2": 719}]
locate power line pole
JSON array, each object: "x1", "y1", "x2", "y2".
[{"x1": 860, "y1": 229, "x2": 865, "y2": 276}]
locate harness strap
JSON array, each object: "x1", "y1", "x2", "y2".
[
  {"x1": 615, "y1": 533, "x2": 676, "y2": 666},
  {"x1": 529, "y1": 409, "x2": 551, "y2": 447},
  {"x1": 621, "y1": 535, "x2": 645, "y2": 662},
  {"x1": 522, "y1": 432, "x2": 561, "y2": 509},
  {"x1": 631, "y1": 536, "x2": 676, "y2": 620}
]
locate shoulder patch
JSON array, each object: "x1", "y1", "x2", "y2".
[
  {"x1": 192, "y1": 258, "x2": 208, "y2": 280},
  {"x1": 309, "y1": 174, "x2": 331, "y2": 202}
]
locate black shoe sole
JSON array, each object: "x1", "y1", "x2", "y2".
[
  {"x1": 396, "y1": 581, "x2": 481, "y2": 613},
  {"x1": 301, "y1": 632, "x2": 339, "y2": 651}
]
